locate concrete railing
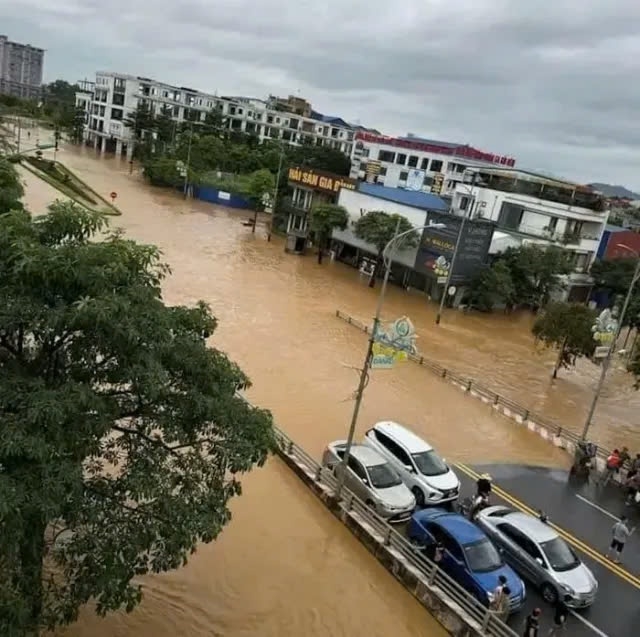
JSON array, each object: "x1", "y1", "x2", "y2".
[
  {"x1": 335, "y1": 309, "x2": 629, "y2": 481},
  {"x1": 264, "y1": 423, "x2": 517, "y2": 637}
]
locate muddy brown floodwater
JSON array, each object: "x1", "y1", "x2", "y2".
[{"x1": 17, "y1": 138, "x2": 631, "y2": 637}]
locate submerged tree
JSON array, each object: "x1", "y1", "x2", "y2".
[
  {"x1": 0, "y1": 201, "x2": 275, "y2": 635},
  {"x1": 0, "y1": 157, "x2": 24, "y2": 214},
  {"x1": 308, "y1": 203, "x2": 349, "y2": 264},
  {"x1": 532, "y1": 301, "x2": 596, "y2": 378},
  {"x1": 354, "y1": 211, "x2": 418, "y2": 288}
]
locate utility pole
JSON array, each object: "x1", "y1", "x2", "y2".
[
  {"x1": 267, "y1": 145, "x2": 285, "y2": 242},
  {"x1": 183, "y1": 121, "x2": 193, "y2": 199},
  {"x1": 16, "y1": 117, "x2": 21, "y2": 154}
]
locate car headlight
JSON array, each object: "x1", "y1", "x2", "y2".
[{"x1": 561, "y1": 584, "x2": 576, "y2": 597}]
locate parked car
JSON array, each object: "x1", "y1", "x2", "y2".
[
  {"x1": 363, "y1": 421, "x2": 460, "y2": 507},
  {"x1": 475, "y1": 506, "x2": 598, "y2": 608},
  {"x1": 408, "y1": 508, "x2": 526, "y2": 612},
  {"x1": 321, "y1": 440, "x2": 416, "y2": 522}
]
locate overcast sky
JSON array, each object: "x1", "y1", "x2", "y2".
[{"x1": 3, "y1": 0, "x2": 640, "y2": 189}]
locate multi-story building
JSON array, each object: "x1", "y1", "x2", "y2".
[
  {"x1": 75, "y1": 72, "x2": 366, "y2": 158},
  {"x1": 450, "y1": 168, "x2": 610, "y2": 301},
  {"x1": 0, "y1": 35, "x2": 44, "y2": 100},
  {"x1": 350, "y1": 132, "x2": 516, "y2": 198}
]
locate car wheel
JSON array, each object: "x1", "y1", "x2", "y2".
[
  {"x1": 412, "y1": 487, "x2": 426, "y2": 508},
  {"x1": 541, "y1": 583, "x2": 558, "y2": 604}
]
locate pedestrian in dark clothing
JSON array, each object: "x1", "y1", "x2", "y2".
[
  {"x1": 523, "y1": 608, "x2": 541, "y2": 637},
  {"x1": 547, "y1": 595, "x2": 570, "y2": 635}
]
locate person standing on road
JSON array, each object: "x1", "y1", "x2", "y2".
[
  {"x1": 523, "y1": 608, "x2": 541, "y2": 637},
  {"x1": 606, "y1": 515, "x2": 632, "y2": 564},
  {"x1": 547, "y1": 595, "x2": 570, "y2": 635},
  {"x1": 602, "y1": 449, "x2": 622, "y2": 486}
]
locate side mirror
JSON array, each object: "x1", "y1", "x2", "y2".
[
  {"x1": 404, "y1": 464, "x2": 415, "y2": 473},
  {"x1": 362, "y1": 478, "x2": 369, "y2": 486},
  {"x1": 535, "y1": 557, "x2": 544, "y2": 567}
]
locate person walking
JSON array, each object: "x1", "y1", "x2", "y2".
[
  {"x1": 547, "y1": 595, "x2": 570, "y2": 635},
  {"x1": 523, "y1": 608, "x2": 541, "y2": 637},
  {"x1": 493, "y1": 585, "x2": 511, "y2": 623},
  {"x1": 602, "y1": 449, "x2": 622, "y2": 486},
  {"x1": 606, "y1": 515, "x2": 632, "y2": 564}
]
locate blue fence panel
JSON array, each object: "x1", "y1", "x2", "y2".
[{"x1": 190, "y1": 184, "x2": 252, "y2": 209}]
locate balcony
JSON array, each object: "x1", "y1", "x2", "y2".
[{"x1": 496, "y1": 221, "x2": 601, "y2": 245}]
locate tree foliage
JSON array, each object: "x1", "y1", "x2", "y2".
[
  {"x1": 0, "y1": 201, "x2": 276, "y2": 634},
  {"x1": 467, "y1": 260, "x2": 515, "y2": 311},
  {"x1": 308, "y1": 204, "x2": 349, "y2": 264},
  {"x1": 0, "y1": 157, "x2": 24, "y2": 214},
  {"x1": 245, "y1": 168, "x2": 275, "y2": 209},
  {"x1": 532, "y1": 301, "x2": 597, "y2": 377},
  {"x1": 354, "y1": 211, "x2": 418, "y2": 288}
]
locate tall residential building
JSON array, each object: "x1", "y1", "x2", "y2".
[
  {"x1": 0, "y1": 35, "x2": 44, "y2": 100},
  {"x1": 75, "y1": 71, "x2": 374, "y2": 158}
]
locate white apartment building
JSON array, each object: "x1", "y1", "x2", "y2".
[
  {"x1": 75, "y1": 72, "x2": 362, "y2": 158},
  {"x1": 350, "y1": 132, "x2": 516, "y2": 198},
  {"x1": 0, "y1": 35, "x2": 44, "y2": 100},
  {"x1": 450, "y1": 168, "x2": 610, "y2": 300}
]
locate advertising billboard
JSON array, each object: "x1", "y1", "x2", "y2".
[
  {"x1": 413, "y1": 212, "x2": 495, "y2": 283},
  {"x1": 287, "y1": 166, "x2": 357, "y2": 195},
  {"x1": 405, "y1": 169, "x2": 425, "y2": 191}
]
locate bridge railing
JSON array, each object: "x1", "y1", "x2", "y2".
[
  {"x1": 271, "y1": 422, "x2": 518, "y2": 637},
  {"x1": 335, "y1": 309, "x2": 621, "y2": 471}
]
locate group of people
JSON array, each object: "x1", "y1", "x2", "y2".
[
  {"x1": 604, "y1": 447, "x2": 640, "y2": 505},
  {"x1": 489, "y1": 577, "x2": 570, "y2": 636}
]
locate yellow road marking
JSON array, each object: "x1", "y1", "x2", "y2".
[{"x1": 455, "y1": 463, "x2": 640, "y2": 590}]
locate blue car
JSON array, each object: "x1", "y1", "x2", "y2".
[{"x1": 408, "y1": 508, "x2": 526, "y2": 612}]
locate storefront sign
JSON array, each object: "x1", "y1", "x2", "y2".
[
  {"x1": 413, "y1": 212, "x2": 495, "y2": 283},
  {"x1": 287, "y1": 166, "x2": 357, "y2": 194}
]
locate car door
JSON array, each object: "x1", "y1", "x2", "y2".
[
  {"x1": 375, "y1": 431, "x2": 417, "y2": 487},
  {"x1": 427, "y1": 523, "x2": 469, "y2": 586},
  {"x1": 346, "y1": 455, "x2": 370, "y2": 501},
  {"x1": 496, "y1": 523, "x2": 543, "y2": 584}
]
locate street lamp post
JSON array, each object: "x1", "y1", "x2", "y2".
[
  {"x1": 335, "y1": 218, "x2": 446, "y2": 498},
  {"x1": 435, "y1": 174, "x2": 477, "y2": 325},
  {"x1": 183, "y1": 121, "x2": 194, "y2": 199},
  {"x1": 267, "y1": 146, "x2": 285, "y2": 242},
  {"x1": 581, "y1": 244, "x2": 640, "y2": 440}
]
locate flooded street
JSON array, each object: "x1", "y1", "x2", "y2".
[{"x1": 19, "y1": 142, "x2": 633, "y2": 637}]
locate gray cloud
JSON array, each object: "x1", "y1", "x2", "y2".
[{"x1": 3, "y1": 0, "x2": 640, "y2": 188}]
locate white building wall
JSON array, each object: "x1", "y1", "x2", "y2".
[{"x1": 332, "y1": 189, "x2": 432, "y2": 268}]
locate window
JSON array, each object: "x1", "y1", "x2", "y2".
[
  {"x1": 396, "y1": 153, "x2": 407, "y2": 165},
  {"x1": 411, "y1": 450, "x2": 448, "y2": 477},
  {"x1": 427, "y1": 524, "x2": 463, "y2": 561},
  {"x1": 423, "y1": 176, "x2": 434, "y2": 187},
  {"x1": 498, "y1": 202, "x2": 524, "y2": 230},
  {"x1": 420, "y1": 157, "x2": 430, "y2": 170},
  {"x1": 347, "y1": 456, "x2": 368, "y2": 482},
  {"x1": 366, "y1": 463, "x2": 402, "y2": 489},
  {"x1": 459, "y1": 196, "x2": 470, "y2": 211},
  {"x1": 540, "y1": 537, "x2": 579, "y2": 572},
  {"x1": 408, "y1": 155, "x2": 419, "y2": 168},
  {"x1": 430, "y1": 159, "x2": 443, "y2": 172},
  {"x1": 546, "y1": 217, "x2": 558, "y2": 233},
  {"x1": 379, "y1": 166, "x2": 387, "y2": 176},
  {"x1": 378, "y1": 150, "x2": 395, "y2": 162},
  {"x1": 498, "y1": 524, "x2": 544, "y2": 561},
  {"x1": 463, "y1": 539, "x2": 503, "y2": 573},
  {"x1": 110, "y1": 108, "x2": 123, "y2": 121},
  {"x1": 399, "y1": 171, "x2": 408, "y2": 181},
  {"x1": 372, "y1": 430, "x2": 412, "y2": 466},
  {"x1": 112, "y1": 93, "x2": 125, "y2": 106}
]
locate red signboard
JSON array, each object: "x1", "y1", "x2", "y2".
[
  {"x1": 110, "y1": 191, "x2": 118, "y2": 201},
  {"x1": 354, "y1": 131, "x2": 516, "y2": 167}
]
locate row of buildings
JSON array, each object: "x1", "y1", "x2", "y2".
[
  {"x1": 71, "y1": 70, "x2": 621, "y2": 304},
  {"x1": 0, "y1": 35, "x2": 44, "y2": 100}
]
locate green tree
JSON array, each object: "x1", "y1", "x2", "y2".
[
  {"x1": 123, "y1": 102, "x2": 154, "y2": 143},
  {"x1": 246, "y1": 168, "x2": 275, "y2": 209},
  {"x1": 154, "y1": 106, "x2": 176, "y2": 149},
  {"x1": 0, "y1": 157, "x2": 24, "y2": 213},
  {"x1": 354, "y1": 211, "x2": 418, "y2": 288},
  {"x1": 500, "y1": 245, "x2": 573, "y2": 309},
  {"x1": 467, "y1": 260, "x2": 515, "y2": 311},
  {"x1": 0, "y1": 201, "x2": 275, "y2": 635},
  {"x1": 68, "y1": 106, "x2": 86, "y2": 144},
  {"x1": 590, "y1": 258, "x2": 637, "y2": 299},
  {"x1": 532, "y1": 301, "x2": 597, "y2": 378},
  {"x1": 309, "y1": 204, "x2": 349, "y2": 264},
  {"x1": 200, "y1": 109, "x2": 227, "y2": 138}
]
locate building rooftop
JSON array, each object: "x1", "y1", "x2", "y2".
[
  {"x1": 399, "y1": 134, "x2": 463, "y2": 149},
  {"x1": 357, "y1": 182, "x2": 449, "y2": 212},
  {"x1": 478, "y1": 167, "x2": 593, "y2": 191}
]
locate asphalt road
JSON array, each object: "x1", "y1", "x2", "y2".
[{"x1": 453, "y1": 463, "x2": 640, "y2": 637}]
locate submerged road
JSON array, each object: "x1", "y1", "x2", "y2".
[{"x1": 455, "y1": 464, "x2": 640, "y2": 637}]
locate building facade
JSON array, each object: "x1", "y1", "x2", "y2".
[
  {"x1": 75, "y1": 72, "x2": 365, "y2": 158},
  {"x1": 350, "y1": 132, "x2": 516, "y2": 198},
  {"x1": 0, "y1": 35, "x2": 44, "y2": 100}
]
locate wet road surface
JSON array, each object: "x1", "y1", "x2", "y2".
[{"x1": 458, "y1": 464, "x2": 640, "y2": 637}]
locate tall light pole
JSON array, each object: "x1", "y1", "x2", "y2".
[
  {"x1": 183, "y1": 121, "x2": 193, "y2": 199},
  {"x1": 335, "y1": 219, "x2": 446, "y2": 498},
  {"x1": 581, "y1": 244, "x2": 640, "y2": 440},
  {"x1": 435, "y1": 173, "x2": 477, "y2": 325},
  {"x1": 266, "y1": 145, "x2": 285, "y2": 242}
]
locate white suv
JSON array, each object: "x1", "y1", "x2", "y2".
[{"x1": 363, "y1": 421, "x2": 460, "y2": 507}]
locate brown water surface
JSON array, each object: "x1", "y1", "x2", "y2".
[{"x1": 16, "y1": 138, "x2": 631, "y2": 637}]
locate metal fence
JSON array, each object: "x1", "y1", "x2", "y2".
[
  {"x1": 335, "y1": 310, "x2": 620, "y2": 467},
  {"x1": 271, "y1": 425, "x2": 517, "y2": 637}
]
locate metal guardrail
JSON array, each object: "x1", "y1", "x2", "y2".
[
  {"x1": 270, "y1": 423, "x2": 517, "y2": 637},
  {"x1": 335, "y1": 310, "x2": 620, "y2": 466}
]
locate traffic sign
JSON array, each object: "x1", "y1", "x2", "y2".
[{"x1": 110, "y1": 191, "x2": 118, "y2": 202}]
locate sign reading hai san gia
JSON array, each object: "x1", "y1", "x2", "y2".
[{"x1": 287, "y1": 166, "x2": 357, "y2": 194}]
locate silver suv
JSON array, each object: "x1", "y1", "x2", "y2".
[
  {"x1": 475, "y1": 506, "x2": 598, "y2": 608},
  {"x1": 322, "y1": 440, "x2": 416, "y2": 522}
]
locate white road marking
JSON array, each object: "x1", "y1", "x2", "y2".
[
  {"x1": 569, "y1": 610, "x2": 610, "y2": 637},
  {"x1": 575, "y1": 495, "x2": 620, "y2": 521}
]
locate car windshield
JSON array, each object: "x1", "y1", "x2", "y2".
[
  {"x1": 412, "y1": 450, "x2": 449, "y2": 476},
  {"x1": 540, "y1": 537, "x2": 580, "y2": 572},
  {"x1": 463, "y1": 538, "x2": 503, "y2": 573},
  {"x1": 367, "y1": 463, "x2": 402, "y2": 489}
]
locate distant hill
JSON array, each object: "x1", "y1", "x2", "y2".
[{"x1": 589, "y1": 183, "x2": 640, "y2": 199}]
